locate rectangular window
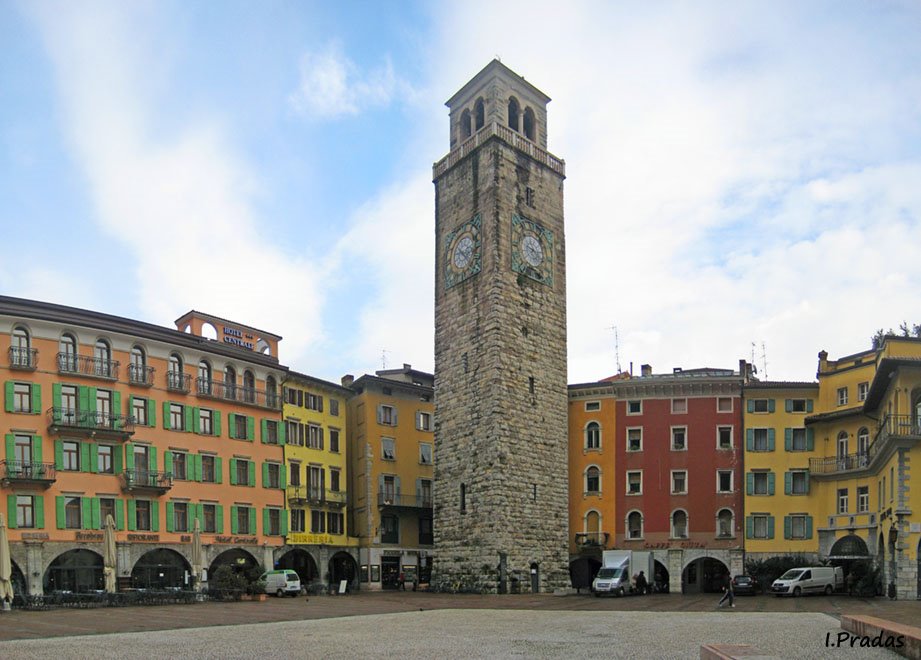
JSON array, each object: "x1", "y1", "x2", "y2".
[
  {"x1": 173, "y1": 452, "x2": 187, "y2": 480},
  {"x1": 310, "y1": 509, "x2": 326, "y2": 533},
  {"x1": 751, "y1": 399, "x2": 769, "y2": 413},
  {"x1": 13, "y1": 382, "x2": 32, "y2": 413},
  {"x1": 379, "y1": 404, "x2": 396, "y2": 426},
  {"x1": 174, "y1": 502, "x2": 188, "y2": 532},
  {"x1": 170, "y1": 403, "x2": 183, "y2": 430},
  {"x1": 789, "y1": 399, "x2": 808, "y2": 413},
  {"x1": 382, "y1": 437, "x2": 395, "y2": 460},
  {"x1": 16, "y1": 495, "x2": 34, "y2": 528},
  {"x1": 202, "y1": 504, "x2": 216, "y2": 533},
  {"x1": 306, "y1": 393, "x2": 323, "y2": 411},
  {"x1": 717, "y1": 397, "x2": 733, "y2": 413},
  {"x1": 235, "y1": 460, "x2": 249, "y2": 485},
  {"x1": 671, "y1": 398, "x2": 687, "y2": 414},
  {"x1": 752, "y1": 515, "x2": 770, "y2": 539},
  {"x1": 419, "y1": 516, "x2": 433, "y2": 545},
  {"x1": 419, "y1": 443, "x2": 433, "y2": 465},
  {"x1": 135, "y1": 500, "x2": 151, "y2": 531},
  {"x1": 237, "y1": 507, "x2": 251, "y2": 534},
  {"x1": 626, "y1": 400, "x2": 641, "y2": 415},
  {"x1": 289, "y1": 461, "x2": 301, "y2": 487},
  {"x1": 858, "y1": 382, "x2": 869, "y2": 402},
  {"x1": 380, "y1": 514, "x2": 398, "y2": 543},
  {"x1": 329, "y1": 428, "x2": 340, "y2": 453},
  {"x1": 525, "y1": 186, "x2": 535, "y2": 207},
  {"x1": 330, "y1": 468, "x2": 341, "y2": 492},
  {"x1": 627, "y1": 428, "x2": 642, "y2": 452},
  {"x1": 234, "y1": 415, "x2": 247, "y2": 439},
  {"x1": 264, "y1": 420, "x2": 278, "y2": 444},
  {"x1": 416, "y1": 411, "x2": 432, "y2": 431},
  {"x1": 671, "y1": 470, "x2": 687, "y2": 494},
  {"x1": 267, "y1": 463, "x2": 281, "y2": 489},
  {"x1": 857, "y1": 486, "x2": 869, "y2": 513},
  {"x1": 201, "y1": 455, "x2": 215, "y2": 483},
  {"x1": 63, "y1": 440, "x2": 80, "y2": 471},
  {"x1": 837, "y1": 387, "x2": 848, "y2": 406},
  {"x1": 290, "y1": 509, "x2": 305, "y2": 533},
  {"x1": 790, "y1": 428, "x2": 807, "y2": 451},
  {"x1": 789, "y1": 515, "x2": 807, "y2": 539},
  {"x1": 133, "y1": 397, "x2": 148, "y2": 426},
  {"x1": 585, "y1": 401, "x2": 601, "y2": 412},
  {"x1": 327, "y1": 512, "x2": 343, "y2": 535},
  {"x1": 61, "y1": 385, "x2": 77, "y2": 423},
  {"x1": 97, "y1": 444, "x2": 114, "y2": 473},
  {"x1": 753, "y1": 472, "x2": 769, "y2": 495},
  {"x1": 752, "y1": 429, "x2": 768, "y2": 451},
  {"x1": 627, "y1": 471, "x2": 642, "y2": 495},
  {"x1": 838, "y1": 488, "x2": 849, "y2": 513},
  {"x1": 96, "y1": 390, "x2": 112, "y2": 426},
  {"x1": 307, "y1": 424, "x2": 323, "y2": 449},
  {"x1": 329, "y1": 398, "x2": 340, "y2": 416},
  {"x1": 65, "y1": 496, "x2": 82, "y2": 529},
  {"x1": 285, "y1": 420, "x2": 304, "y2": 447},
  {"x1": 718, "y1": 470, "x2": 733, "y2": 493},
  {"x1": 790, "y1": 471, "x2": 808, "y2": 495},
  {"x1": 717, "y1": 426, "x2": 733, "y2": 450},
  {"x1": 200, "y1": 409, "x2": 214, "y2": 435},
  {"x1": 267, "y1": 508, "x2": 281, "y2": 535},
  {"x1": 419, "y1": 479, "x2": 433, "y2": 506},
  {"x1": 671, "y1": 427, "x2": 687, "y2": 451},
  {"x1": 100, "y1": 498, "x2": 115, "y2": 527},
  {"x1": 309, "y1": 466, "x2": 325, "y2": 500}
]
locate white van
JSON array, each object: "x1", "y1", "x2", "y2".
[
  {"x1": 771, "y1": 566, "x2": 842, "y2": 597},
  {"x1": 262, "y1": 569, "x2": 301, "y2": 597}
]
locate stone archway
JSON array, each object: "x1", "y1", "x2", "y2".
[
  {"x1": 654, "y1": 560, "x2": 670, "y2": 593},
  {"x1": 208, "y1": 548, "x2": 260, "y2": 578},
  {"x1": 682, "y1": 556, "x2": 729, "y2": 594},
  {"x1": 9, "y1": 559, "x2": 26, "y2": 601},
  {"x1": 44, "y1": 549, "x2": 104, "y2": 593},
  {"x1": 131, "y1": 548, "x2": 192, "y2": 589},
  {"x1": 328, "y1": 551, "x2": 358, "y2": 590},
  {"x1": 276, "y1": 548, "x2": 318, "y2": 586},
  {"x1": 569, "y1": 556, "x2": 601, "y2": 591}
]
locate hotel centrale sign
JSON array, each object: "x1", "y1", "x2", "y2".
[{"x1": 288, "y1": 533, "x2": 334, "y2": 545}]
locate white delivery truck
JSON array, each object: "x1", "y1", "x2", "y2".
[
  {"x1": 592, "y1": 550, "x2": 655, "y2": 596},
  {"x1": 770, "y1": 566, "x2": 844, "y2": 597}
]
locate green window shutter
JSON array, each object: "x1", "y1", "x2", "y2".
[
  {"x1": 164, "y1": 451, "x2": 173, "y2": 476},
  {"x1": 78, "y1": 386, "x2": 89, "y2": 413},
  {"x1": 746, "y1": 472, "x2": 754, "y2": 496},
  {"x1": 113, "y1": 391, "x2": 121, "y2": 417},
  {"x1": 247, "y1": 416, "x2": 255, "y2": 442},
  {"x1": 783, "y1": 516, "x2": 792, "y2": 539},
  {"x1": 6, "y1": 495, "x2": 16, "y2": 528},
  {"x1": 745, "y1": 516, "x2": 753, "y2": 539},
  {"x1": 55, "y1": 440, "x2": 64, "y2": 470},
  {"x1": 262, "y1": 462, "x2": 269, "y2": 488},
  {"x1": 767, "y1": 472, "x2": 775, "y2": 496},
  {"x1": 280, "y1": 509, "x2": 288, "y2": 536},
  {"x1": 113, "y1": 447, "x2": 123, "y2": 474},
  {"x1": 216, "y1": 505, "x2": 224, "y2": 534},
  {"x1": 87, "y1": 387, "x2": 97, "y2": 411},
  {"x1": 151, "y1": 501, "x2": 160, "y2": 532},
  {"x1": 231, "y1": 506, "x2": 238, "y2": 534},
  {"x1": 88, "y1": 442, "x2": 98, "y2": 473},
  {"x1": 149, "y1": 446, "x2": 158, "y2": 472},
  {"x1": 784, "y1": 428, "x2": 793, "y2": 451},
  {"x1": 163, "y1": 401, "x2": 171, "y2": 430},
  {"x1": 278, "y1": 422, "x2": 286, "y2": 445},
  {"x1": 249, "y1": 507, "x2": 256, "y2": 534},
  {"x1": 280, "y1": 464, "x2": 287, "y2": 489},
  {"x1": 747, "y1": 399, "x2": 754, "y2": 413},
  {"x1": 166, "y1": 502, "x2": 175, "y2": 532},
  {"x1": 263, "y1": 508, "x2": 270, "y2": 535},
  {"x1": 746, "y1": 429, "x2": 754, "y2": 451},
  {"x1": 215, "y1": 457, "x2": 223, "y2": 484},
  {"x1": 184, "y1": 406, "x2": 193, "y2": 433},
  {"x1": 214, "y1": 411, "x2": 221, "y2": 437},
  {"x1": 4, "y1": 381, "x2": 14, "y2": 412},
  {"x1": 767, "y1": 429, "x2": 775, "y2": 451},
  {"x1": 806, "y1": 428, "x2": 815, "y2": 451},
  {"x1": 4, "y1": 434, "x2": 13, "y2": 461},
  {"x1": 261, "y1": 419, "x2": 268, "y2": 444},
  {"x1": 805, "y1": 516, "x2": 813, "y2": 539},
  {"x1": 125, "y1": 443, "x2": 135, "y2": 471},
  {"x1": 229, "y1": 459, "x2": 237, "y2": 486},
  {"x1": 192, "y1": 407, "x2": 201, "y2": 434},
  {"x1": 92, "y1": 497, "x2": 101, "y2": 529},
  {"x1": 127, "y1": 500, "x2": 137, "y2": 531},
  {"x1": 53, "y1": 383, "x2": 62, "y2": 411},
  {"x1": 785, "y1": 399, "x2": 792, "y2": 413},
  {"x1": 32, "y1": 384, "x2": 42, "y2": 414},
  {"x1": 81, "y1": 497, "x2": 93, "y2": 529},
  {"x1": 115, "y1": 499, "x2": 125, "y2": 530},
  {"x1": 32, "y1": 436, "x2": 43, "y2": 464},
  {"x1": 784, "y1": 472, "x2": 792, "y2": 495},
  {"x1": 35, "y1": 495, "x2": 44, "y2": 529},
  {"x1": 148, "y1": 398, "x2": 156, "y2": 427},
  {"x1": 766, "y1": 516, "x2": 775, "y2": 539},
  {"x1": 248, "y1": 461, "x2": 256, "y2": 487},
  {"x1": 193, "y1": 454, "x2": 202, "y2": 482},
  {"x1": 56, "y1": 495, "x2": 66, "y2": 529},
  {"x1": 129, "y1": 395, "x2": 135, "y2": 419},
  {"x1": 227, "y1": 414, "x2": 235, "y2": 439},
  {"x1": 80, "y1": 442, "x2": 91, "y2": 472},
  {"x1": 767, "y1": 399, "x2": 776, "y2": 413},
  {"x1": 804, "y1": 471, "x2": 810, "y2": 494},
  {"x1": 806, "y1": 399, "x2": 814, "y2": 413}
]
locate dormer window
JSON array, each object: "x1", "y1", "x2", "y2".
[{"x1": 508, "y1": 97, "x2": 520, "y2": 132}]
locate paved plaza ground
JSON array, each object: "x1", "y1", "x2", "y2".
[{"x1": 0, "y1": 591, "x2": 918, "y2": 658}]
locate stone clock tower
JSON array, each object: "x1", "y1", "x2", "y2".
[{"x1": 432, "y1": 60, "x2": 569, "y2": 593}]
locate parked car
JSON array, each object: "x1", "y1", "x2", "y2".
[
  {"x1": 731, "y1": 575, "x2": 760, "y2": 595},
  {"x1": 771, "y1": 566, "x2": 843, "y2": 597}
]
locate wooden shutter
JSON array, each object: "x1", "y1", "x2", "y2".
[
  {"x1": 215, "y1": 456, "x2": 223, "y2": 484},
  {"x1": 805, "y1": 516, "x2": 813, "y2": 539},
  {"x1": 746, "y1": 400, "x2": 754, "y2": 413},
  {"x1": 746, "y1": 472, "x2": 754, "y2": 496},
  {"x1": 767, "y1": 472, "x2": 775, "y2": 495},
  {"x1": 767, "y1": 399, "x2": 775, "y2": 413},
  {"x1": 6, "y1": 495, "x2": 16, "y2": 528},
  {"x1": 32, "y1": 384, "x2": 42, "y2": 414},
  {"x1": 151, "y1": 501, "x2": 160, "y2": 532},
  {"x1": 784, "y1": 472, "x2": 792, "y2": 495},
  {"x1": 767, "y1": 429, "x2": 775, "y2": 451},
  {"x1": 3, "y1": 434, "x2": 13, "y2": 462},
  {"x1": 214, "y1": 411, "x2": 221, "y2": 437},
  {"x1": 248, "y1": 461, "x2": 256, "y2": 487},
  {"x1": 32, "y1": 435, "x2": 43, "y2": 464},
  {"x1": 55, "y1": 440, "x2": 64, "y2": 470},
  {"x1": 745, "y1": 429, "x2": 754, "y2": 451},
  {"x1": 263, "y1": 508, "x2": 270, "y2": 535},
  {"x1": 231, "y1": 506, "x2": 238, "y2": 534},
  {"x1": 87, "y1": 442, "x2": 98, "y2": 473},
  {"x1": 806, "y1": 428, "x2": 815, "y2": 451},
  {"x1": 783, "y1": 516, "x2": 792, "y2": 539},
  {"x1": 766, "y1": 516, "x2": 775, "y2": 539},
  {"x1": 127, "y1": 500, "x2": 137, "y2": 531},
  {"x1": 784, "y1": 428, "x2": 792, "y2": 451},
  {"x1": 166, "y1": 501, "x2": 175, "y2": 532},
  {"x1": 148, "y1": 398, "x2": 157, "y2": 427},
  {"x1": 163, "y1": 401, "x2": 171, "y2": 430},
  {"x1": 35, "y1": 495, "x2": 45, "y2": 529},
  {"x1": 785, "y1": 399, "x2": 793, "y2": 413},
  {"x1": 80, "y1": 442, "x2": 91, "y2": 472},
  {"x1": 262, "y1": 462, "x2": 269, "y2": 488},
  {"x1": 229, "y1": 459, "x2": 237, "y2": 486},
  {"x1": 56, "y1": 495, "x2": 66, "y2": 529},
  {"x1": 246, "y1": 416, "x2": 255, "y2": 441},
  {"x1": 4, "y1": 381, "x2": 14, "y2": 412},
  {"x1": 115, "y1": 499, "x2": 125, "y2": 530},
  {"x1": 216, "y1": 505, "x2": 224, "y2": 534}
]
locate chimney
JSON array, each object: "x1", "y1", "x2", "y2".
[
  {"x1": 673, "y1": 367, "x2": 682, "y2": 374},
  {"x1": 641, "y1": 364, "x2": 652, "y2": 377},
  {"x1": 341, "y1": 374, "x2": 354, "y2": 387},
  {"x1": 403, "y1": 363, "x2": 411, "y2": 370}
]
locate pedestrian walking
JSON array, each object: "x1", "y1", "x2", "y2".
[
  {"x1": 717, "y1": 575, "x2": 734, "y2": 608},
  {"x1": 399, "y1": 571, "x2": 406, "y2": 591}
]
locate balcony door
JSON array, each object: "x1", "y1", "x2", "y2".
[
  {"x1": 134, "y1": 446, "x2": 150, "y2": 478},
  {"x1": 382, "y1": 475, "x2": 396, "y2": 504},
  {"x1": 96, "y1": 390, "x2": 112, "y2": 428},
  {"x1": 837, "y1": 432, "x2": 848, "y2": 468},
  {"x1": 62, "y1": 385, "x2": 78, "y2": 424},
  {"x1": 308, "y1": 466, "x2": 324, "y2": 501}
]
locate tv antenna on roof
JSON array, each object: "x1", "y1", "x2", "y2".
[
  {"x1": 381, "y1": 349, "x2": 390, "y2": 371},
  {"x1": 608, "y1": 325, "x2": 622, "y2": 373},
  {"x1": 761, "y1": 341, "x2": 768, "y2": 379}
]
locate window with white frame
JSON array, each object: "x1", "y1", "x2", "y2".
[
  {"x1": 717, "y1": 397, "x2": 733, "y2": 413},
  {"x1": 627, "y1": 428, "x2": 642, "y2": 452},
  {"x1": 626, "y1": 471, "x2": 642, "y2": 495},
  {"x1": 752, "y1": 514, "x2": 771, "y2": 539},
  {"x1": 837, "y1": 488, "x2": 849, "y2": 513},
  {"x1": 857, "y1": 382, "x2": 869, "y2": 402},
  {"x1": 752, "y1": 428, "x2": 769, "y2": 451},
  {"x1": 382, "y1": 437, "x2": 395, "y2": 460},
  {"x1": 837, "y1": 387, "x2": 848, "y2": 406},
  {"x1": 626, "y1": 400, "x2": 642, "y2": 415},
  {"x1": 626, "y1": 511, "x2": 643, "y2": 539},
  {"x1": 857, "y1": 486, "x2": 869, "y2": 512},
  {"x1": 671, "y1": 426, "x2": 687, "y2": 451},
  {"x1": 717, "y1": 426, "x2": 733, "y2": 450},
  {"x1": 752, "y1": 471, "x2": 769, "y2": 495},
  {"x1": 671, "y1": 510, "x2": 688, "y2": 538},
  {"x1": 585, "y1": 466, "x2": 600, "y2": 494},
  {"x1": 419, "y1": 443, "x2": 432, "y2": 465},
  {"x1": 671, "y1": 470, "x2": 687, "y2": 494},
  {"x1": 717, "y1": 470, "x2": 733, "y2": 493},
  {"x1": 584, "y1": 401, "x2": 600, "y2": 412},
  {"x1": 416, "y1": 411, "x2": 432, "y2": 431},
  {"x1": 788, "y1": 514, "x2": 809, "y2": 539},
  {"x1": 671, "y1": 398, "x2": 687, "y2": 414},
  {"x1": 751, "y1": 399, "x2": 770, "y2": 413},
  {"x1": 717, "y1": 509, "x2": 734, "y2": 537},
  {"x1": 585, "y1": 422, "x2": 601, "y2": 450}
]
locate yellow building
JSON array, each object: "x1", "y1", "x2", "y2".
[
  {"x1": 278, "y1": 371, "x2": 358, "y2": 590},
  {"x1": 345, "y1": 364, "x2": 433, "y2": 590}
]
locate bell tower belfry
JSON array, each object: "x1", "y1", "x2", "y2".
[{"x1": 432, "y1": 60, "x2": 569, "y2": 593}]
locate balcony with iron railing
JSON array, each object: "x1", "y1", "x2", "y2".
[
  {"x1": 196, "y1": 378, "x2": 280, "y2": 410},
  {"x1": 574, "y1": 531, "x2": 610, "y2": 548},
  {"x1": 47, "y1": 407, "x2": 136, "y2": 439},
  {"x1": 810, "y1": 414, "x2": 921, "y2": 477},
  {"x1": 56, "y1": 353, "x2": 119, "y2": 380},
  {"x1": 128, "y1": 364, "x2": 155, "y2": 387},
  {"x1": 121, "y1": 469, "x2": 173, "y2": 494},
  {"x1": 286, "y1": 486, "x2": 347, "y2": 507},
  {"x1": 0, "y1": 460, "x2": 56, "y2": 487},
  {"x1": 166, "y1": 370, "x2": 192, "y2": 393},
  {"x1": 377, "y1": 491, "x2": 433, "y2": 509},
  {"x1": 8, "y1": 346, "x2": 38, "y2": 370}
]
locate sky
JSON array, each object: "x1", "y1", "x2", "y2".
[{"x1": 2, "y1": 1, "x2": 921, "y2": 385}]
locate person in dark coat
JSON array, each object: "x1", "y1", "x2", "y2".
[
  {"x1": 717, "y1": 574, "x2": 735, "y2": 608},
  {"x1": 635, "y1": 570, "x2": 648, "y2": 595}
]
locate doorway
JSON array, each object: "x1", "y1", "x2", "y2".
[{"x1": 381, "y1": 557, "x2": 400, "y2": 590}]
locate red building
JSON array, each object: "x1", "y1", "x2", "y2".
[{"x1": 611, "y1": 362, "x2": 748, "y2": 593}]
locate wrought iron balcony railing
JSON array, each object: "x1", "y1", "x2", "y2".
[
  {"x1": 166, "y1": 371, "x2": 192, "y2": 393},
  {"x1": 574, "y1": 531, "x2": 610, "y2": 548},
  {"x1": 122, "y1": 469, "x2": 173, "y2": 492},
  {"x1": 810, "y1": 414, "x2": 921, "y2": 476},
  {"x1": 286, "y1": 486, "x2": 348, "y2": 506},
  {"x1": 56, "y1": 353, "x2": 119, "y2": 379},
  {"x1": 0, "y1": 460, "x2": 56, "y2": 486},
  {"x1": 377, "y1": 491, "x2": 433, "y2": 509},
  {"x1": 128, "y1": 364, "x2": 155, "y2": 386},
  {"x1": 47, "y1": 407, "x2": 136, "y2": 437},
  {"x1": 196, "y1": 378, "x2": 280, "y2": 410},
  {"x1": 8, "y1": 346, "x2": 38, "y2": 370}
]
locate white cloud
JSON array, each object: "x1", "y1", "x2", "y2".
[{"x1": 289, "y1": 42, "x2": 410, "y2": 119}]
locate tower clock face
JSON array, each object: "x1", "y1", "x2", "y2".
[
  {"x1": 511, "y1": 214, "x2": 553, "y2": 285},
  {"x1": 444, "y1": 215, "x2": 481, "y2": 289}
]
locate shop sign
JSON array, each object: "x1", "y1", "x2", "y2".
[
  {"x1": 215, "y1": 535, "x2": 258, "y2": 545},
  {"x1": 21, "y1": 532, "x2": 50, "y2": 540},
  {"x1": 222, "y1": 326, "x2": 255, "y2": 350},
  {"x1": 127, "y1": 533, "x2": 160, "y2": 542},
  {"x1": 287, "y1": 533, "x2": 333, "y2": 545},
  {"x1": 76, "y1": 532, "x2": 104, "y2": 542}
]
